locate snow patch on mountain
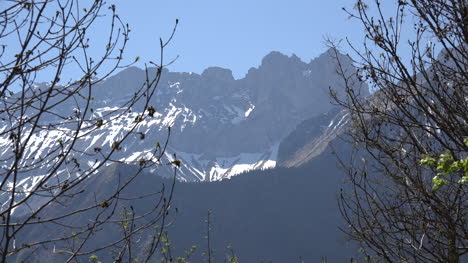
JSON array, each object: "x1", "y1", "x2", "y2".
[
  {"x1": 279, "y1": 109, "x2": 350, "y2": 168},
  {"x1": 175, "y1": 142, "x2": 279, "y2": 181},
  {"x1": 244, "y1": 104, "x2": 255, "y2": 117}
]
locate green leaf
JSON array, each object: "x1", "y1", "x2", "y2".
[
  {"x1": 458, "y1": 175, "x2": 468, "y2": 184},
  {"x1": 135, "y1": 56, "x2": 140, "y2": 62},
  {"x1": 432, "y1": 175, "x2": 448, "y2": 191},
  {"x1": 420, "y1": 155, "x2": 436, "y2": 168},
  {"x1": 89, "y1": 255, "x2": 100, "y2": 263}
]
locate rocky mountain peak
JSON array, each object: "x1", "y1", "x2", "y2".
[
  {"x1": 0, "y1": 49, "x2": 364, "y2": 186},
  {"x1": 258, "y1": 51, "x2": 306, "y2": 72},
  {"x1": 201, "y1": 67, "x2": 234, "y2": 81}
]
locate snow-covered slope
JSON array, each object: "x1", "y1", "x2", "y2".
[
  {"x1": 0, "y1": 49, "x2": 363, "y2": 212},
  {"x1": 277, "y1": 108, "x2": 350, "y2": 168}
]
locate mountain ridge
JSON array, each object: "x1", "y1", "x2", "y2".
[{"x1": 0, "y1": 49, "x2": 364, "y2": 217}]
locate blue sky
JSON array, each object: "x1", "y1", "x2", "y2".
[
  {"x1": 115, "y1": 0, "x2": 367, "y2": 79},
  {"x1": 1, "y1": 0, "x2": 405, "y2": 82}
]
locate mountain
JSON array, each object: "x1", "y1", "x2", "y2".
[
  {"x1": 277, "y1": 107, "x2": 350, "y2": 167},
  {"x1": 95, "y1": 49, "x2": 361, "y2": 182},
  {"x1": 9, "y1": 102, "x2": 358, "y2": 263},
  {"x1": 13, "y1": 145, "x2": 358, "y2": 263},
  {"x1": 3, "y1": 49, "x2": 367, "y2": 262},
  {"x1": 0, "y1": 49, "x2": 363, "y2": 207}
]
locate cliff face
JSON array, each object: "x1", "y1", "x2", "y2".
[{"x1": 0, "y1": 49, "x2": 362, "y2": 185}]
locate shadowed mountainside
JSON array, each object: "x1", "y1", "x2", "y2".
[{"x1": 13, "y1": 136, "x2": 357, "y2": 262}]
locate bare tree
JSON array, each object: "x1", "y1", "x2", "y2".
[
  {"x1": 0, "y1": 0, "x2": 180, "y2": 262},
  {"x1": 329, "y1": 0, "x2": 468, "y2": 262}
]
